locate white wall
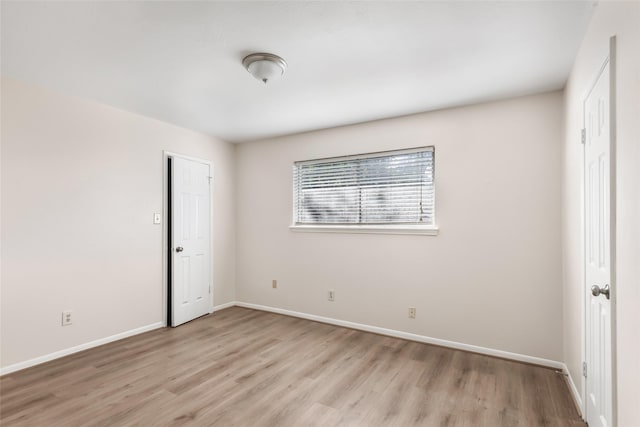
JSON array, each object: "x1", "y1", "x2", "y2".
[
  {"x1": 236, "y1": 92, "x2": 563, "y2": 361},
  {"x1": 562, "y1": 2, "x2": 640, "y2": 425},
  {"x1": 0, "y1": 77, "x2": 236, "y2": 369}
]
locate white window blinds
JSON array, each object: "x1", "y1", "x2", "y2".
[{"x1": 293, "y1": 147, "x2": 434, "y2": 225}]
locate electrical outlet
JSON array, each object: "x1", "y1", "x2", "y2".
[
  {"x1": 272, "y1": 279, "x2": 277, "y2": 289},
  {"x1": 153, "y1": 213, "x2": 161, "y2": 224},
  {"x1": 408, "y1": 307, "x2": 416, "y2": 319},
  {"x1": 328, "y1": 290, "x2": 335, "y2": 302},
  {"x1": 62, "y1": 310, "x2": 73, "y2": 326}
]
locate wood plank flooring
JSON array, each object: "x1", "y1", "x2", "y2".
[{"x1": 0, "y1": 307, "x2": 585, "y2": 426}]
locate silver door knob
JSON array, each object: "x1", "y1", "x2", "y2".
[
  {"x1": 176, "y1": 246, "x2": 184, "y2": 252},
  {"x1": 591, "y1": 284, "x2": 610, "y2": 300}
]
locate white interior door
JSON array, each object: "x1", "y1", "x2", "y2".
[
  {"x1": 171, "y1": 156, "x2": 212, "y2": 327},
  {"x1": 584, "y1": 58, "x2": 614, "y2": 427}
]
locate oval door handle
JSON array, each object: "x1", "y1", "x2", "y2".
[
  {"x1": 591, "y1": 284, "x2": 610, "y2": 300},
  {"x1": 176, "y1": 247, "x2": 184, "y2": 253}
]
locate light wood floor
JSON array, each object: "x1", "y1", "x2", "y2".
[{"x1": 1, "y1": 307, "x2": 585, "y2": 426}]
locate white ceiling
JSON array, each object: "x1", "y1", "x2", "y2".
[{"x1": 1, "y1": 1, "x2": 595, "y2": 142}]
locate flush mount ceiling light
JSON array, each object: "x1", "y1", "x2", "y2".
[{"x1": 242, "y1": 53, "x2": 287, "y2": 84}]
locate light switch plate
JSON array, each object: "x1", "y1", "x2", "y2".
[{"x1": 153, "y1": 213, "x2": 161, "y2": 224}]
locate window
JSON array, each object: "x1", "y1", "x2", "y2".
[{"x1": 292, "y1": 147, "x2": 436, "y2": 234}]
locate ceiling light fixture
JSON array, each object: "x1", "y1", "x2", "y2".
[{"x1": 242, "y1": 53, "x2": 287, "y2": 84}]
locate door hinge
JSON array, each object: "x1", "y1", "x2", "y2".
[
  {"x1": 581, "y1": 128, "x2": 586, "y2": 144},
  {"x1": 583, "y1": 361, "x2": 587, "y2": 378}
]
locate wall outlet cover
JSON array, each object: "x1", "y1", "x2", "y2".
[{"x1": 62, "y1": 310, "x2": 73, "y2": 326}]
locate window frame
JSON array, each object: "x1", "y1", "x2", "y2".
[{"x1": 290, "y1": 146, "x2": 438, "y2": 235}]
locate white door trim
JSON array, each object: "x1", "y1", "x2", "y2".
[
  {"x1": 582, "y1": 35, "x2": 617, "y2": 426},
  {"x1": 162, "y1": 151, "x2": 215, "y2": 327}
]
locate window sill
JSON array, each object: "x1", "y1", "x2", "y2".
[{"x1": 289, "y1": 224, "x2": 439, "y2": 236}]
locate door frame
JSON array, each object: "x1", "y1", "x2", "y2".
[
  {"x1": 582, "y1": 35, "x2": 617, "y2": 425},
  {"x1": 162, "y1": 151, "x2": 215, "y2": 327}
]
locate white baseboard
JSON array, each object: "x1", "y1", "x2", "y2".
[
  {"x1": 234, "y1": 301, "x2": 565, "y2": 370},
  {"x1": 0, "y1": 322, "x2": 164, "y2": 376},
  {"x1": 1, "y1": 301, "x2": 569, "y2": 380},
  {"x1": 212, "y1": 301, "x2": 236, "y2": 312},
  {"x1": 1, "y1": 300, "x2": 237, "y2": 376},
  {"x1": 562, "y1": 363, "x2": 584, "y2": 418}
]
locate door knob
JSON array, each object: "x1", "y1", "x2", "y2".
[
  {"x1": 591, "y1": 284, "x2": 610, "y2": 300},
  {"x1": 176, "y1": 246, "x2": 184, "y2": 252}
]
